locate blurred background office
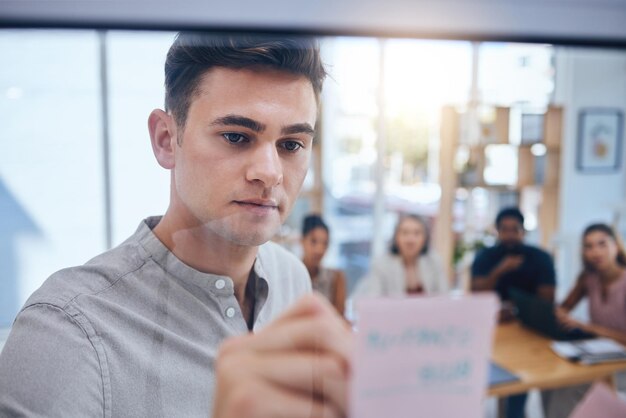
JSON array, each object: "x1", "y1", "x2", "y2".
[
  {"x1": 2, "y1": 3, "x2": 626, "y2": 418},
  {"x1": 1, "y1": 1, "x2": 626, "y2": 353}
]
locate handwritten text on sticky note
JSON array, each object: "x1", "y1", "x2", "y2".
[{"x1": 351, "y1": 294, "x2": 498, "y2": 418}]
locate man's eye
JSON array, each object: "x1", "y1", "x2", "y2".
[
  {"x1": 223, "y1": 133, "x2": 247, "y2": 144},
  {"x1": 281, "y1": 141, "x2": 303, "y2": 152}
]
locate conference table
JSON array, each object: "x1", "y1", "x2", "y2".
[{"x1": 488, "y1": 320, "x2": 626, "y2": 397}]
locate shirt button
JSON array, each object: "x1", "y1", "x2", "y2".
[
  {"x1": 215, "y1": 279, "x2": 226, "y2": 290},
  {"x1": 225, "y1": 307, "x2": 236, "y2": 318}
]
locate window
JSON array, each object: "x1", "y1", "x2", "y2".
[
  {"x1": 0, "y1": 30, "x2": 175, "y2": 334},
  {"x1": 0, "y1": 30, "x2": 105, "y2": 328}
]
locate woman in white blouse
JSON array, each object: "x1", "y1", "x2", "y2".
[{"x1": 357, "y1": 214, "x2": 449, "y2": 296}]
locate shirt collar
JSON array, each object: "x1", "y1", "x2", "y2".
[{"x1": 135, "y1": 216, "x2": 270, "y2": 305}]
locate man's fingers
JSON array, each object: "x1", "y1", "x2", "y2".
[
  {"x1": 227, "y1": 314, "x2": 352, "y2": 368},
  {"x1": 221, "y1": 293, "x2": 352, "y2": 368},
  {"x1": 213, "y1": 293, "x2": 353, "y2": 418},
  {"x1": 249, "y1": 352, "x2": 348, "y2": 413},
  {"x1": 225, "y1": 378, "x2": 343, "y2": 418}
]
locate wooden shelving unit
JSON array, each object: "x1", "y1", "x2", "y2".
[{"x1": 436, "y1": 105, "x2": 563, "y2": 281}]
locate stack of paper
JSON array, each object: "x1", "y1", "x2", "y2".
[{"x1": 551, "y1": 338, "x2": 626, "y2": 365}]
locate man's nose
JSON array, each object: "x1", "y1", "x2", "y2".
[{"x1": 246, "y1": 143, "x2": 283, "y2": 187}]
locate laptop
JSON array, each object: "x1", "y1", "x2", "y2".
[{"x1": 509, "y1": 288, "x2": 596, "y2": 341}]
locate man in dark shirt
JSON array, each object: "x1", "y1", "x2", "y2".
[
  {"x1": 471, "y1": 206, "x2": 556, "y2": 418},
  {"x1": 471, "y1": 207, "x2": 556, "y2": 302}
]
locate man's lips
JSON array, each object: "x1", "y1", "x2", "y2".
[{"x1": 234, "y1": 199, "x2": 279, "y2": 210}]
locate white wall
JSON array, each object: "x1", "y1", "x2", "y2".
[
  {"x1": 553, "y1": 47, "x2": 626, "y2": 311},
  {"x1": 0, "y1": 30, "x2": 175, "y2": 331}
]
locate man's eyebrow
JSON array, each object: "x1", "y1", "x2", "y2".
[
  {"x1": 210, "y1": 115, "x2": 266, "y2": 133},
  {"x1": 281, "y1": 123, "x2": 315, "y2": 136}
]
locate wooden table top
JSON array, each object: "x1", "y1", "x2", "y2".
[{"x1": 488, "y1": 321, "x2": 626, "y2": 397}]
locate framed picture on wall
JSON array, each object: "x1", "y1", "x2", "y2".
[{"x1": 577, "y1": 108, "x2": 624, "y2": 173}]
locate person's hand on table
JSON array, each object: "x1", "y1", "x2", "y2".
[
  {"x1": 555, "y1": 306, "x2": 585, "y2": 331},
  {"x1": 498, "y1": 301, "x2": 517, "y2": 323},
  {"x1": 212, "y1": 293, "x2": 353, "y2": 418}
]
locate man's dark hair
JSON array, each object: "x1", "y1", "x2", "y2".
[
  {"x1": 495, "y1": 207, "x2": 525, "y2": 229},
  {"x1": 164, "y1": 32, "x2": 327, "y2": 131},
  {"x1": 302, "y1": 214, "x2": 329, "y2": 237}
]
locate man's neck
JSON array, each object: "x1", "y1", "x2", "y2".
[
  {"x1": 499, "y1": 242, "x2": 525, "y2": 252},
  {"x1": 153, "y1": 211, "x2": 258, "y2": 305}
]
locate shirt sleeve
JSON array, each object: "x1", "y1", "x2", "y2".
[
  {"x1": 0, "y1": 303, "x2": 106, "y2": 418},
  {"x1": 536, "y1": 251, "x2": 557, "y2": 286},
  {"x1": 471, "y1": 249, "x2": 492, "y2": 278}
]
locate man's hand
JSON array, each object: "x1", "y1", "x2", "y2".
[
  {"x1": 212, "y1": 293, "x2": 353, "y2": 418},
  {"x1": 472, "y1": 255, "x2": 526, "y2": 292},
  {"x1": 498, "y1": 301, "x2": 517, "y2": 323},
  {"x1": 495, "y1": 255, "x2": 524, "y2": 275}
]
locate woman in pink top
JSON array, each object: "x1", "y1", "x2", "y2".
[
  {"x1": 557, "y1": 223, "x2": 626, "y2": 345},
  {"x1": 543, "y1": 223, "x2": 626, "y2": 418}
]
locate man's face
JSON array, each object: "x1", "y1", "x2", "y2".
[
  {"x1": 496, "y1": 217, "x2": 525, "y2": 248},
  {"x1": 170, "y1": 67, "x2": 318, "y2": 246}
]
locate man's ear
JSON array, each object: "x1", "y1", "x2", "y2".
[{"x1": 148, "y1": 109, "x2": 178, "y2": 169}]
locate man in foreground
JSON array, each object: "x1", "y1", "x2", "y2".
[{"x1": 0, "y1": 33, "x2": 351, "y2": 418}]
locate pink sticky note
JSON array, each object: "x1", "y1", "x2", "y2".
[
  {"x1": 350, "y1": 294, "x2": 498, "y2": 418},
  {"x1": 569, "y1": 382, "x2": 626, "y2": 418}
]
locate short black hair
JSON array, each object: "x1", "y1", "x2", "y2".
[
  {"x1": 495, "y1": 207, "x2": 525, "y2": 229},
  {"x1": 164, "y1": 32, "x2": 326, "y2": 131},
  {"x1": 302, "y1": 214, "x2": 329, "y2": 237}
]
